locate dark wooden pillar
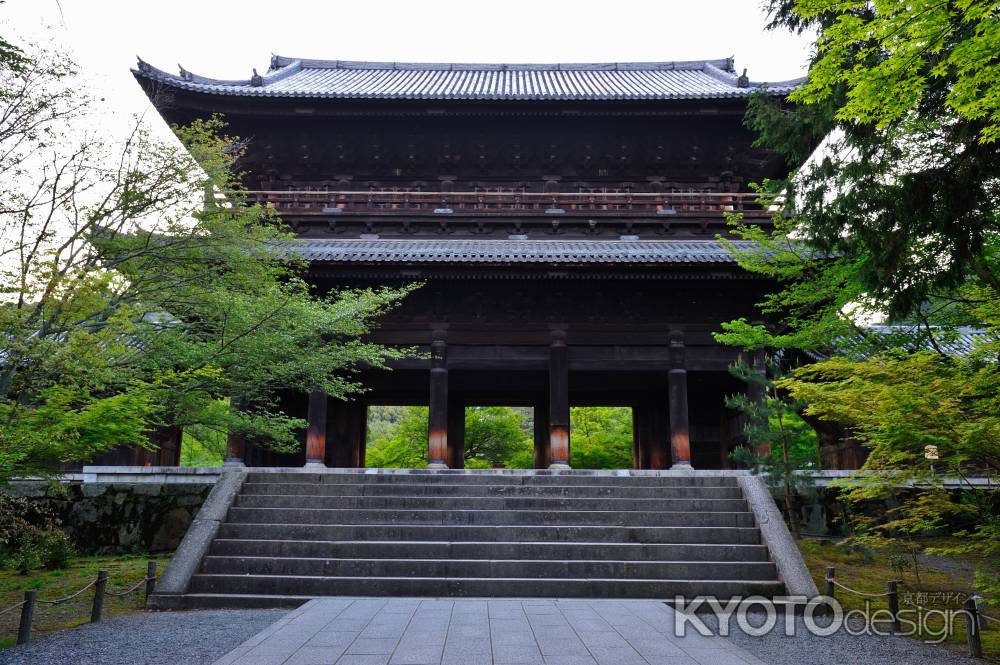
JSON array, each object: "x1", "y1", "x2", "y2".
[
  {"x1": 649, "y1": 397, "x2": 671, "y2": 470},
  {"x1": 326, "y1": 399, "x2": 366, "y2": 468},
  {"x1": 305, "y1": 391, "x2": 328, "y2": 467},
  {"x1": 548, "y1": 330, "x2": 570, "y2": 469},
  {"x1": 631, "y1": 407, "x2": 642, "y2": 470},
  {"x1": 224, "y1": 396, "x2": 246, "y2": 466},
  {"x1": 427, "y1": 330, "x2": 449, "y2": 469},
  {"x1": 448, "y1": 399, "x2": 465, "y2": 469},
  {"x1": 534, "y1": 396, "x2": 550, "y2": 469},
  {"x1": 151, "y1": 426, "x2": 182, "y2": 466},
  {"x1": 668, "y1": 330, "x2": 692, "y2": 468},
  {"x1": 635, "y1": 398, "x2": 668, "y2": 470},
  {"x1": 349, "y1": 404, "x2": 367, "y2": 468}
]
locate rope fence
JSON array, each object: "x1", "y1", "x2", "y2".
[
  {"x1": 35, "y1": 579, "x2": 96, "y2": 605},
  {"x1": 0, "y1": 601, "x2": 25, "y2": 617},
  {"x1": 0, "y1": 561, "x2": 158, "y2": 646},
  {"x1": 823, "y1": 566, "x2": 993, "y2": 658}
]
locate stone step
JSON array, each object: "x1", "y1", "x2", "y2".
[
  {"x1": 244, "y1": 472, "x2": 739, "y2": 487},
  {"x1": 209, "y1": 539, "x2": 772, "y2": 562},
  {"x1": 232, "y1": 494, "x2": 749, "y2": 512},
  {"x1": 216, "y1": 522, "x2": 762, "y2": 544},
  {"x1": 148, "y1": 593, "x2": 311, "y2": 610},
  {"x1": 187, "y1": 573, "x2": 784, "y2": 599},
  {"x1": 200, "y1": 556, "x2": 779, "y2": 580},
  {"x1": 239, "y1": 482, "x2": 744, "y2": 499},
  {"x1": 225, "y1": 507, "x2": 755, "y2": 527}
]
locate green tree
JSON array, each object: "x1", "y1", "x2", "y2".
[
  {"x1": 364, "y1": 406, "x2": 532, "y2": 469},
  {"x1": 0, "y1": 35, "x2": 413, "y2": 480},
  {"x1": 726, "y1": 358, "x2": 820, "y2": 538},
  {"x1": 364, "y1": 407, "x2": 431, "y2": 469},
  {"x1": 718, "y1": 0, "x2": 1000, "y2": 595},
  {"x1": 748, "y1": 1, "x2": 1000, "y2": 317},
  {"x1": 464, "y1": 407, "x2": 532, "y2": 467},
  {"x1": 569, "y1": 407, "x2": 633, "y2": 470}
]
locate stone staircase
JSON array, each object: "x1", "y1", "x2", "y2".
[{"x1": 152, "y1": 470, "x2": 798, "y2": 608}]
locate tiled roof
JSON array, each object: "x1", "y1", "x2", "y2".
[
  {"x1": 847, "y1": 325, "x2": 995, "y2": 357},
  {"x1": 803, "y1": 325, "x2": 997, "y2": 361},
  {"x1": 292, "y1": 239, "x2": 751, "y2": 263},
  {"x1": 133, "y1": 55, "x2": 803, "y2": 101}
]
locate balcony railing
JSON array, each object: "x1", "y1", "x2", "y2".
[{"x1": 242, "y1": 190, "x2": 771, "y2": 218}]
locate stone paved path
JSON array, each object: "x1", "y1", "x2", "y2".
[{"x1": 212, "y1": 597, "x2": 766, "y2": 665}]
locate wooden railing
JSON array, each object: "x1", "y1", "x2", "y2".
[{"x1": 241, "y1": 190, "x2": 771, "y2": 218}]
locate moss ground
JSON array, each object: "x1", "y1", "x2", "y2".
[
  {"x1": 799, "y1": 537, "x2": 999, "y2": 663},
  {"x1": 0, "y1": 554, "x2": 170, "y2": 649}
]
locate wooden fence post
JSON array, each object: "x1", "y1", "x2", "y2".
[
  {"x1": 16, "y1": 590, "x2": 35, "y2": 646},
  {"x1": 887, "y1": 580, "x2": 900, "y2": 633},
  {"x1": 145, "y1": 562, "x2": 157, "y2": 602},
  {"x1": 91, "y1": 569, "x2": 107, "y2": 623},
  {"x1": 825, "y1": 566, "x2": 835, "y2": 600},
  {"x1": 964, "y1": 596, "x2": 983, "y2": 658},
  {"x1": 973, "y1": 595, "x2": 988, "y2": 631}
]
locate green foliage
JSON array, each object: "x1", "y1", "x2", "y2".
[
  {"x1": 752, "y1": 2, "x2": 1000, "y2": 317},
  {"x1": 724, "y1": 0, "x2": 1000, "y2": 592},
  {"x1": 364, "y1": 406, "x2": 634, "y2": 470},
  {"x1": 0, "y1": 495, "x2": 73, "y2": 573},
  {"x1": 35, "y1": 531, "x2": 74, "y2": 570},
  {"x1": 0, "y1": 32, "x2": 414, "y2": 479},
  {"x1": 789, "y1": 0, "x2": 1000, "y2": 144},
  {"x1": 887, "y1": 553, "x2": 912, "y2": 576},
  {"x1": 364, "y1": 407, "x2": 431, "y2": 469},
  {"x1": 726, "y1": 358, "x2": 819, "y2": 538},
  {"x1": 781, "y1": 353, "x2": 1000, "y2": 475},
  {"x1": 464, "y1": 407, "x2": 532, "y2": 467},
  {"x1": 569, "y1": 407, "x2": 633, "y2": 470},
  {"x1": 364, "y1": 406, "x2": 532, "y2": 469}
]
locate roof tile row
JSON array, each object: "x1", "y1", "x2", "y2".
[
  {"x1": 292, "y1": 239, "x2": 750, "y2": 264},
  {"x1": 134, "y1": 56, "x2": 802, "y2": 101}
]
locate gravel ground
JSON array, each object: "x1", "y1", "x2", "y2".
[
  {"x1": 0, "y1": 609, "x2": 287, "y2": 665},
  {"x1": 707, "y1": 611, "x2": 981, "y2": 665}
]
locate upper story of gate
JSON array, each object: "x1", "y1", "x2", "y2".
[{"x1": 134, "y1": 55, "x2": 803, "y2": 240}]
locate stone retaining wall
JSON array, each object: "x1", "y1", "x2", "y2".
[{"x1": 4, "y1": 481, "x2": 212, "y2": 554}]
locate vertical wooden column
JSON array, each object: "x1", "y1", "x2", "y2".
[
  {"x1": 548, "y1": 330, "x2": 571, "y2": 469},
  {"x1": 326, "y1": 400, "x2": 366, "y2": 468},
  {"x1": 668, "y1": 330, "x2": 692, "y2": 468},
  {"x1": 533, "y1": 396, "x2": 550, "y2": 469},
  {"x1": 305, "y1": 391, "x2": 328, "y2": 467},
  {"x1": 349, "y1": 403, "x2": 367, "y2": 468},
  {"x1": 224, "y1": 396, "x2": 246, "y2": 467},
  {"x1": 631, "y1": 406, "x2": 643, "y2": 470},
  {"x1": 427, "y1": 330, "x2": 449, "y2": 469},
  {"x1": 633, "y1": 402, "x2": 663, "y2": 470},
  {"x1": 649, "y1": 398, "x2": 671, "y2": 470},
  {"x1": 448, "y1": 399, "x2": 465, "y2": 469}
]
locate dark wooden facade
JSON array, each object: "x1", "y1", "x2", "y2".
[{"x1": 134, "y1": 55, "x2": 808, "y2": 470}]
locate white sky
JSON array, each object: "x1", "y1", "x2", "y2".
[{"x1": 8, "y1": 0, "x2": 814, "y2": 132}]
